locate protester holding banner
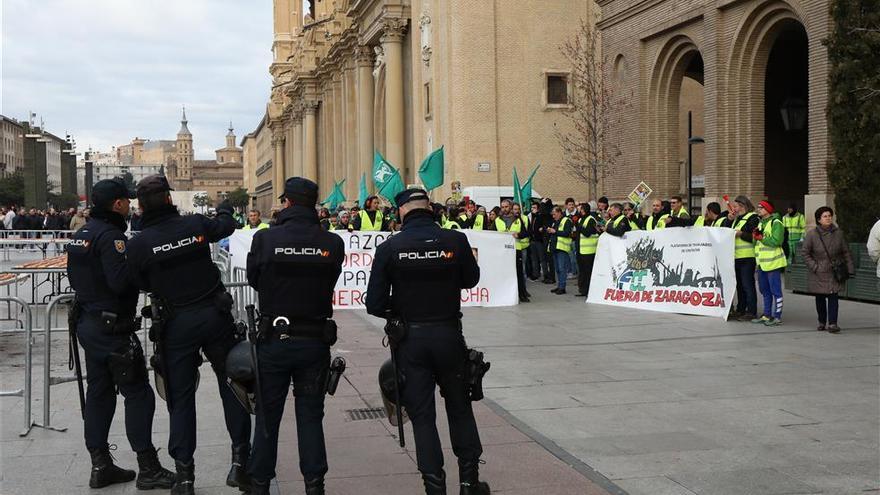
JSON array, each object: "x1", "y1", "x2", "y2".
[
  {"x1": 729, "y1": 195, "x2": 761, "y2": 321},
  {"x1": 547, "y1": 206, "x2": 573, "y2": 295},
  {"x1": 352, "y1": 196, "x2": 389, "y2": 231},
  {"x1": 801, "y1": 207, "x2": 855, "y2": 333},
  {"x1": 645, "y1": 199, "x2": 670, "y2": 231},
  {"x1": 604, "y1": 204, "x2": 632, "y2": 237},
  {"x1": 623, "y1": 203, "x2": 642, "y2": 230},
  {"x1": 670, "y1": 196, "x2": 690, "y2": 219},
  {"x1": 496, "y1": 199, "x2": 530, "y2": 303}
]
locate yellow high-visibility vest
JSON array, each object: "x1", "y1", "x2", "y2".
[
  {"x1": 782, "y1": 213, "x2": 805, "y2": 240},
  {"x1": 646, "y1": 214, "x2": 669, "y2": 231},
  {"x1": 358, "y1": 210, "x2": 384, "y2": 231},
  {"x1": 755, "y1": 217, "x2": 787, "y2": 271},
  {"x1": 578, "y1": 216, "x2": 598, "y2": 255},
  {"x1": 243, "y1": 222, "x2": 269, "y2": 230},
  {"x1": 553, "y1": 217, "x2": 572, "y2": 253},
  {"x1": 495, "y1": 216, "x2": 528, "y2": 251},
  {"x1": 734, "y1": 212, "x2": 757, "y2": 259}
]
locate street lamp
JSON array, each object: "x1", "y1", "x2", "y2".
[{"x1": 687, "y1": 111, "x2": 705, "y2": 215}]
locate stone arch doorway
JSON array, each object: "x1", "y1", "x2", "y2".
[
  {"x1": 724, "y1": 1, "x2": 809, "y2": 204},
  {"x1": 646, "y1": 35, "x2": 704, "y2": 198}
]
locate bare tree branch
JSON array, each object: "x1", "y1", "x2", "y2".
[{"x1": 555, "y1": 19, "x2": 629, "y2": 201}]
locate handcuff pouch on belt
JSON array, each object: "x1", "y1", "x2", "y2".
[
  {"x1": 99, "y1": 311, "x2": 142, "y2": 336},
  {"x1": 383, "y1": 317, "x2": 408, "y2": 348},
  {"x1": 259, "y1": 316, "x2": 338, "y2": 346}
]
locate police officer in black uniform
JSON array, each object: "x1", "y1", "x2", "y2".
[
  {"x1": 66, "y1": 178, "x2": 175, "y2": 490},
  {"x1": 366, "y1": 188, "x2": 490, "y2": 495},
  {"x1": 243, "y1": 177, "x2": 345, "y2": 495},
  {"x1": 125, "y1": 175, "x2": 251, "y2": 495}
]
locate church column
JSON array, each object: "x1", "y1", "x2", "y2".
[
  {"x1": 382, "y1": 18, "x2": 407, "y2": 178},
  {"x1": 356, "y1": 45, "x2": 375, "y2": 191},
  {"x1": 303, "y1": 101, "x2": 318, "y2": 182},
  {"x1": 292, "y1": 111, "x2": 303, "y2": 176},
  {"x1": 271, "y1": 124, "x2": 286, "y2": 200},
  {"x1": 332, "y1": 72, "x2": 344, "y2": 185}
]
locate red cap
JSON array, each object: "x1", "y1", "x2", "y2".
[{"x1": 758, "y1": 200, "x2": 774, "y2": 213}]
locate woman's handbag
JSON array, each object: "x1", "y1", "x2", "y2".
[{"x1": 817, "y1": 231, "x2": 850, "y2": 283}]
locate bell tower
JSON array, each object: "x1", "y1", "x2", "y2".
[{"x1": 175, "y1": 106, "x2": 193, "y2": 182}]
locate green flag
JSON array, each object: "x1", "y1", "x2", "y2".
[
  {"x1": 373, "y1": 151, "x2": 406, "y2": 205},
  {"x1": 418, "y1": 146, "x2": 444, "y2": 191},
  {"x1": 358, "y1": 172, "x2": 369, "y2": 208},
  {"x1": 513, "y1": 167, "x2": 523, "y2": 207},
  {"x1": 520, "y1": 164, "x2": 540, "y2": 206},
  {"x1": 321, "y1": 179, "x2": 346, "y2": 210}
]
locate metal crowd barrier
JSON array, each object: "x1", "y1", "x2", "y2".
[
  {"x1": 35, "y1": 294, "x2": 76, "y2": 435},
  {"x1": 1, "y1": 230, "x2": 75, "y2": 261},
  {"x1": 0, "y1": 296, "x2": 37, "y2": 436}
]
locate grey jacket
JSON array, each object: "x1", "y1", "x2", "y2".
[{"x1": 800, "y1": 225, "x2": 855, "y2": 294}]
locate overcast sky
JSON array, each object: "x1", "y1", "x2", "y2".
[{"x1": 1, "y1": 0, "x2": 273, "y2": 159}]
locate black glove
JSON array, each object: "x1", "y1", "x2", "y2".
[{"x1": 216, "y1": 200, "x2": 234, "y2": 216}]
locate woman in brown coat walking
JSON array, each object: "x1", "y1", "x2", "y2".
[{"x1": 800, "y1": 207, "x2": 855, "y2": 333}]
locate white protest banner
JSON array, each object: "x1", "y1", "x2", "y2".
[
  {"x1": 227, "y1": 229, "x2": 517, "y2": 309},
  {"x1": 587, "y1": 227, "x2": 736, "y2": 319}
]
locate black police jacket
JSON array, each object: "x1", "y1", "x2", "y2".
[
  {"x1": 246, "y1": 205, "x2": 344, "y2": 320},
  {"x1": 65, "y1": 209, "x2": 138, "y2": 319},
  {"x1": 366, "y1": 208, "x2": 480, "y2": 322},
  {"x1": 126, "y1": 204, "x2": 236, "y2": 306}
]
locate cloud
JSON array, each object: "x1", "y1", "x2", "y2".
[{"x1": 1, "y1": 0, "x2": 272, "y2": 159}]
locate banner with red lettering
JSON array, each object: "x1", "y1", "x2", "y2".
[
  {"x1": 587, "y1": 227, "x2": 736, "y2": 319},
  {"x1": 227, "y1": 230, "x2": 517, "y2": 309}
]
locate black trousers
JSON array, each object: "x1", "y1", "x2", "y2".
[
  {"x1": 162, "y1": 302, "x2": 251, "y2": 463},
  {"x1": 399, "y1": 323, "x2": 483, "y2": 477},
  {"x1": 576, "y1": 253, "x2": 595, "y2": 296},
  {"x1": 248, "y1": 338, "x2": 330, "y2": 483},
  {"x1": 77, "y1": 313, "x2": 155, "y2": 453},
  {"x1": 734, "y1": 258, "x2": 758, "y2": 316},
  {"x1": 515, "y1": 250, "x2": 528, "y2": 298}
]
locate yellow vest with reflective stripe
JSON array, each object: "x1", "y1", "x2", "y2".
[
  {"x1": 734, "y1": 212, "x2": 757, "y2": 259},
  {"x1": 693, "y1": 216, "x2": 725, "y2": 227},
  {"x1": 628, "y1": 217, "x2": 640, "y2": 230},
  {"x1": 578, "y1": 216, "x2": 599, "y2": 255},
  {"x1": 442, "y1": 220, "x2": 461, "y2": 229},
  {"x1": 646, "y1": 214, "x2": 669, "y2": 231},
  {"x1": 782, "y1": 213, "x2": 805, "y2": 239},
  {"x1": 358, "y1": 210, "x2": 384, "y2": 231},
  {"x1": 554, "y1": 217, "x2": 573, "y2": 253},
  {"x1": 495, "y1": 216, "x2": 528, "y2": 250},
  {"x1": 755, "y1": 218, "x2": 787, "y2": 271}
]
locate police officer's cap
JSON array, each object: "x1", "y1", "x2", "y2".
[
  {"x1": 395, "y1": 188, "x2": 429, "y2": 207},
  {"x1": 136, "y1": 175, "x2": 174, "y2": 197},
  {"x1": 91, "y1": 178, "x2": 135, "y2": 207},
  {"x1": 280, "y1": 177, "x2": 319, "y2": 205}
]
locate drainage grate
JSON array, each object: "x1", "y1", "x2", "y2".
[{"x1": 346, "y1": 408, "x2": 386, "y2": 421}]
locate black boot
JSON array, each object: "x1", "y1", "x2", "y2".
[
  {"x1": 305, "y1": 476, "x2": 325, "y2": 495},
  {"x1": 422, "y1": 471, "x2": 447, "y2": 495},
  {"x1": 170, "y1": 460, "x2": 195, "y2": 495},
  {"x1": 88, "y1": 445, "x2": 136, "y2": 489},
  {"x1": 135, "y1": 448, "x2": 175, "y2": 490},
  {"x1": 226, "y1": 443, "x2": 251, "y2": 488},
  {"x1": 242, "y1": 478, "x2": 270, "y2": 495},
  {"x1": 459, "y1": 460, "x2": 490, "y2": 495}
]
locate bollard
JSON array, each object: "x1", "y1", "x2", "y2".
[
  {"x1": 33, "y1": 294, "x2": 75, "y2": 434},
  {"x1": 0, "y1": 296, "x2": 36, "y2": 436}
]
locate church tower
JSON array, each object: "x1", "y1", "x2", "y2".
[
  {"x1": 175, "y1": 106, "x2": 193, "y2": 183},
  {"x1": 226, "y1": 122, "x2": 236, "y2": 149}
]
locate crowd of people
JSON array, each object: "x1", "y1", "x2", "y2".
[{"x1": 1, "y1": 205, "x2": 90, "y2": 232}]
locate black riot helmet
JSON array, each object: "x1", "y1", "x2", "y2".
[
  {"x1": 378, "y1": 358, "x2": 409, "y2": 427},
  {"x1": 225, "y1": 340, "x2": 256, "y2": 414}
]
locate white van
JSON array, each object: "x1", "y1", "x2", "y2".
[{"x1": 458, "y1": 186, "x2": 542, "y2": 209}]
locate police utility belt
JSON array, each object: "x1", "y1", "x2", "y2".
[
  {"x1": 84, "y1": 309, "x2": 142, "y2": 336},
  {"x1": 259, "y1": 316, "x2": 338, "y2": 346}
]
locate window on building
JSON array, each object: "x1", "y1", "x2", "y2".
[
  {"x1": 424, "y1": 82, "x2": 432, "y2": 119},
  {"x1": 546, "y1": 74, "x2": 570, "y2": 105},
  {"x1": 219, "y1": 156, "x2": 223, "y2": 163}
]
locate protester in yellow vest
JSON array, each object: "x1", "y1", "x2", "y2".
[
  {"x1": 670, "y1": 195, "x2": 690, "y2": 219},
  {"x1": 512, "y1": 203, "x2": 531, "y2": 250},
  {"x1": 496, "y1": 199, "x2": 530, "y2": 302},
  {"x1": 668, "y1": 202, "x2": 728, "y2": 228},
  {"x1": 575, "y1": 203, "x2": 599, "y2": 298},
  {"x1": 242, "y1": 209, "x2": 270, "y2": 230},
  {"x1": 603, "y1": 204, "x2": 631, "y2": 237},
  {"x1": 752, "y1": 200, "x2": 787, "y2": 326},
  {"x1": 646, "y1": 199, "x2": 671, "y2": 230},
  {"x1": 546, "y1": 206, "x2": 573, "y2": 295},
  {"x1": 623, "y1": 202, "x2": 641, "y2": 230},
  {"x1": 352, "y1": 196, "x2": 387, "y2": 231},
  {"x1": 782, "y1": 204, "x2": 806, "y2": 262},
  {"x1": 727, "y1": 195, "x2": 761, "y2": 321}
]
